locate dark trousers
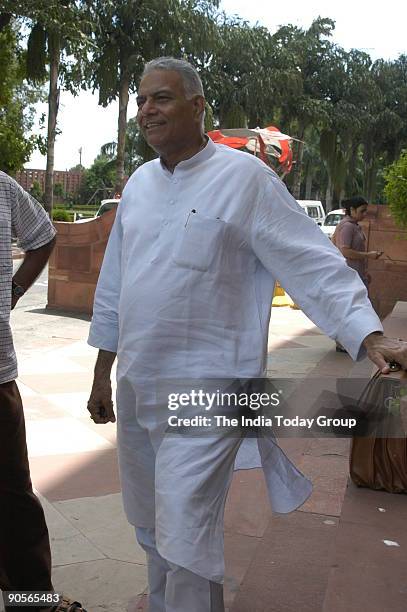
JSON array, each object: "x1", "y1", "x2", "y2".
[{"x1": 0, "y1": 380, "x2": 53, "y2": 610}]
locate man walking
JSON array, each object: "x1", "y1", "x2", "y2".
[
  {"x1": 0, "y1": 172, "x2": 86, "y2": 612},
  {"x1": 87, "y1": 58, "x2": 407, "y2": 612}
]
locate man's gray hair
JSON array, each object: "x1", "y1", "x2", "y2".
[{"x1": 142, "y1": 57, "x2": 204, "y2": 99}]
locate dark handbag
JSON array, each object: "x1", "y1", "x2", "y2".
[{"x1": 350, "y1": 368, "x2": 407, "y2": 493}]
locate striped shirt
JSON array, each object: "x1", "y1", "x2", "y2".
[{"x1": 0, "y1": 171, "x2": 56, "y2": 384}]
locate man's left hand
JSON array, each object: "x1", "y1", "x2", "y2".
[{"x1": 363, "y1": 332, "x2": 407, "y2": 373}]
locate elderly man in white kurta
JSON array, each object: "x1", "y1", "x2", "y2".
[{"x1": 87, "y1": 58, "x2": 407, "y2": 612}]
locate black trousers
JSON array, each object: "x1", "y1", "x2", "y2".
[{"x1": 0, "y1": 380, "x2": 53, "y2": 610}]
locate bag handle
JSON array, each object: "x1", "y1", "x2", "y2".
[{"x1": 357, "y1": 361, "x2": 402, "y2": 409}]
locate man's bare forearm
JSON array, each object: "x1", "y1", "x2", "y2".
[
  {"x1": 94, "y1": 349, "x2": 117, "y2": 376},
  {"x1": 13, "y1": 238, "x2": 56, "y2": 291}
]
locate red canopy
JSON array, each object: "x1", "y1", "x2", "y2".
[{"x1": 208, "y1": 126, "x2": 293, "y2": 174}]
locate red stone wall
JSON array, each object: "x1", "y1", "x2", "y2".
[
  {"x1": 47, "y1": 209, "x2": 116, "y2": 314},
  {"x1": 362, "y1": 205, "x2": 407, "y2": 319},
  {"x1": 47, "y1": 203, "x2": 406, "y2": 319}
]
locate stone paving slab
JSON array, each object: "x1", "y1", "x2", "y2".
[
  {"x1": 229, "y1": 511, "x2": 338, "y2": 612},
  {"x1": 30, "y1": 449, "x2": 121, "y2": 501},
  {"x1": 224, "y1": 469, "x2": 271, "y2": 538},
  {"x1": 224, "y1": 531, "x2": 263, "y2": 608},
  {"x1": 52, "y1": 559, "x2": 147, "y2": 612},
  {"x1": 322, "y1": 483, "x2": 407, "y2": 612},
  {"x1": 296, "y1": 453, "x2": 350, "y2": 516}
]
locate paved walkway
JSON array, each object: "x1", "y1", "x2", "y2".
[{"x1": 3, "y1": 286, "x2": 404, "y2": 611}]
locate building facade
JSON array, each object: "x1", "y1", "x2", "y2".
[{"x1": 14, "y1": 168, "x2": 84, "y2": 197}]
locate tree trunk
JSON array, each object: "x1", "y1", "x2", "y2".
[
  {"x1": 115, "y1": 72, "x2": 129, "y2": 195},
  {"x1": 346, "y1": 144, "x2": 359, "y2": 195},
  {"x1": 366, "y1": 159, "x2": 378, "y2": 203},
  {"x1": 44, "y1": 34, "x2": 60, "y2": 216},
  {"x1": 325, "y1": 175, "x2": 333, "y2": 212},
  {"x1": 292, "y1": 135, "x2": 305, "y2": 199},
  {"x1": 362, "y1": 140, "x2": 375, "y2": 201},
  {"x1": 305, "y1": 162, "x2": 313, "y2": 199},
  {"x1": 0, "y1": 13, "x2": 12, "y2": 32}
]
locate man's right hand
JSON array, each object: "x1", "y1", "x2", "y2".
[
  {"x1": 87, "y1": 380, "x2": 116, "y2": 424},
  {"x1": 87, "y1": 349, "x2": 117, "y2": 424}
]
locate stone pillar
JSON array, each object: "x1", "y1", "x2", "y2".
[
  {"x1": 362, "y1": 205, "x2": 407, "y2": 319},
  {"x1": 47, "y1": 208, "x2": 116, "y2": 314}
]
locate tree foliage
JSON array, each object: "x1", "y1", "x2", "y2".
[
  {"x1": 2, "y1": 0, "x2": 94, "y2": 212},
  {"x1": 30, "y1": 179, "x2": 43, "y2": 200},
  {"x1": 0, "y1": 22, "x2": 44, "y2": 173},
  {"x1": 88, "y1": 0, "x2": 220, "y2": 193},
  {"x1": 2, "y1": 4, "x2": 407, "y2": 210},
  {"x1": 384, "y1": 150, "x2": 407, "y2": 228},
  {"x1": 79, "y1": 153, "x2": 117, "y2": 203}
]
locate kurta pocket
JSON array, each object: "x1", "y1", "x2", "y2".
[{"x1": 172, "y1": 211, "x2": 225, "y2": 271}]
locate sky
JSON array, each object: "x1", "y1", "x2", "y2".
[{"x1": 27, "y1": 0, "x2": 407, "y2": 170}]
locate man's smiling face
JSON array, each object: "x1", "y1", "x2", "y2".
[{"x1": 136, "y1": 69, "x2": 204, "y2": 159}]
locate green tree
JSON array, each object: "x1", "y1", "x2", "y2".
[
  {"x1": 202, "y1": 19, "x2": 273, "y2": 128},
  {"x1": 361, "y1": 56, "x2": 407, "y2": 202},
  {"x1": 301, "y1": 128, "x2": 322, "y2": 200},
  {"x1": 89, "y1": 0, "x2": 220, "y2": 194},
  {"x1": 53, "y1": 182, "x2": 64, "y2": 199},
  {"x1": 79, "y1": 153, "x2": 117, "y2": 204},
  {"x1": 30, "y1": 180, "x2": 43, "y2": 200},
  {"x1": 320, "y1": 49, "x2": 374, "y2": 206},
  {"x1": 101, "y1": 117, "x2": 157, "y2": 174},
  {"x1": 384, "y1": 150, "x2": 407, "y2": 228},
  {"x1": 0, "y1": 21, "x2": 44, "y2": 173},
  {"x1": 274, "y1": 18, "x2": 336, "y2": 199},
  {"x1": 3, "y1": 0, "x2": 93, "y2": 214}
]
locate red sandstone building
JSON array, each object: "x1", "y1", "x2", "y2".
[{"x1": 15, "y1": 168, "x2": 84, "y2": 196}]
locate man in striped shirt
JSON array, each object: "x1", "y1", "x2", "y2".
[{"x1": 0, "y1": 172, "x2": 86, "y2": 612}]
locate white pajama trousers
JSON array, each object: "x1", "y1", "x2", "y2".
[{"x1": 136, "y1": 527, "x2": 225, "y2": 612}]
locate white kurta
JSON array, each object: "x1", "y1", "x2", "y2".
[{"x1": 88, "y1": 139, "x2": 383, "y2": 581}]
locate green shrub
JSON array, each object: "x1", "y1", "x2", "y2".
[
  {"x1": 384, "y1": 150, "x2": 407, "y2": 228},
  {"x1": 52, "y1": 208, "x2": 73, "y2": 222}
]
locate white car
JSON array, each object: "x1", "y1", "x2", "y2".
[
  {"x1": 297, "y1": 200, "x2": 325, "y2": 225},
  {"x1": 74, "y1": 198, "x2": 120, "y2": 222},
  {"x1": 320, "y1": 209, "x2": 345, "y2": 239},
  {"x1": 95, "y1": 198, "x2": 120, "y2": 217}
]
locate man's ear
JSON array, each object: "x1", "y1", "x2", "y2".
[{"x1": 193, "y1": 95, "x2": 206, "y2": 121}]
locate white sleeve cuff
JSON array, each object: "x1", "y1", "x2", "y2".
[
  {"x1": 336, "y1": 311, "x2": 383, "y2": 361},
  {"x1": 88, "y1": 321, "x2": 119, "y2": 353}
]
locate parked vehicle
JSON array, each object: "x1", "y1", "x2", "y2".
[
  {"x1": 95, "y1": 198, "x2": 120, "y2": 217},
  {"x1": 297, "y1": 200, "x2": 325, "y2": 225},
  {"x1": 74, "y1": 198, "x2": 120, "y2": 222},
  {"x1": 320, "y1": 208, "x2": 346, "y2": 239}
]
